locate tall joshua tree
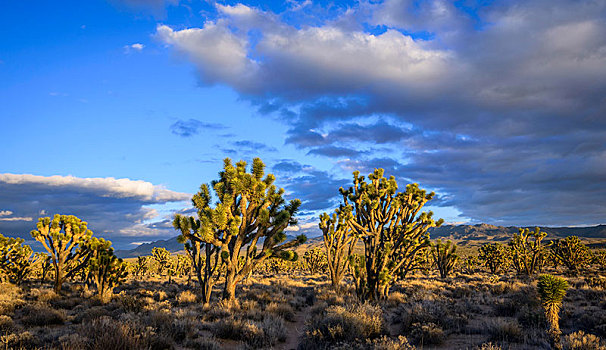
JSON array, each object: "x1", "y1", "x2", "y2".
[
  {"x1": 340, "y1": 169, "x2": 443, "y2": 301},
  {"x1": 319, "y1": 205, "x2": 358, "y2": 291},
  {"x1": 31, "y1": 214, "x2": 94, "y2": 292},
  {"x1": 432, "y1": 239, "x2": 459, "y2": 278},
  {"x1": 537, "y1": 274, "x2": 569, "y2": 348},
  {"x1": 181, "y1": 158, "x2": 305, "y2": 306},
  {"x1": 509, "y1": 227, "x2": 550, "y2": 275},
  {"x1": 174, "y1": 193, "x2": 223, "y2": 305}
]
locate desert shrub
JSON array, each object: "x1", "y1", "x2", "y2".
[
  {"x1": 562, "y1": 331, "x2": 606, "y2": 350},
  {"x1": 80, "y1": 316, "x2": 154, "y2": 350},
  {"x1": 212, "y1": 315, "x2": 286, "y2": 348},
  {"x1": 154, "y1": 290, "x2": 168, "y2": 302},
  {"x1": 176, "y1": 290, "x2": 197, "y2": 305},
  {"x1": 184, "y1": 337, "x2": 222, "y2": 350},
  {"x1": 265, "y1": 301, "x2": 295, "y2": 321},
  {"x1": 487, "y1": 318, "x2": 524, "y2": 343},
  {"x1": 0, "y1": 315, "x2": 14, "y2": 331},
  {"x1": 73, "y1": 305, "x2": 111, "y2": 324},
  {"x1": 586, "y1": 276, "x2": 606, "y2": 290},
  {"x1": 0, "y1": 283, "x2": 23, "y2": 315},
  {"x1": 395, "y1": 300, "x2": 468, "y2": 333},
  {"x1": 203, "y1": 306, "x2": 231, "y2": 322},
  {"x1": 302, "y1": 302, "x2": 385, "y2": 345},
  {"x1": 118, "y1": 293, "x2": 145, "y2": 313},
  {"x1": 20, "y1": 304, "x2": 65, "y2": 326},
  {"x1": 409, "y1": 322, "x2": 445, "y2": 345},
  {"x1": 0, "y1": 331, "x2": 36, "y2": 349},
  {"x1": 476, "y1": 343, "x2": 502, "y2": 350}
]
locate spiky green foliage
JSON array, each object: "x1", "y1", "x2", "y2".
[
  {"x1": 432, "y1": 239, "x2": 459, "y2": 278},
  {"x1": 478, "y1": 243, "x2": 511, "y2": 275},
  {"x1": 593, "y1": 250, "x2": 606, "y2": 271},
  {"x1": 174, "y1": 206, "x2": 222, "y2": 305},
  {"x1": 87, "y1": 238, "x2": 128, "y2": 302},
  {"x1": 180, "y1": 158, "x2": 304, "y2": 305},
  {"x1": 0, "y1": 234, "x2": 34, "y2": 285},
  {"x1": 339, "y1": 169, "x2": 443, "y2": 300},
  {"x1": 349, "y1": 254, "x2": 367, "y2": 299},
  {"x1": 303, "y1": 247, "x2": 328, "y2": 274},
  {"x1": 320, "y1": 205, "x2": 359, "y2": 291},
  {"x1": 30, "y1": 214, "x2": 94, "y2": 292},
  {"x1": 550, "y1": 236, "x2": 591, "y2": 274},
  {"x1": 151, "y1": 247, "x2": 171, "y2": 275},
  {"x1": 537, "y1": 274, "x2": 569, "y2": 345},
  {"x1": 463, "y1": 255, "x2": 478, "y2": 274},
  {"x1": 133, "y1": 256, "x2": 148, "y2": 277},
  {"x1": 509, "y1": 227, "x2": 551, "y2": 275}
]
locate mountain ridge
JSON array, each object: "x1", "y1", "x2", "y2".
[{"x1": 115, "y1": 223, "x2": 606, "y2": 258}]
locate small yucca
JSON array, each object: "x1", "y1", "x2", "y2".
[{"x1": 537, "y1": 274, "x2": 568, "y2": 346}]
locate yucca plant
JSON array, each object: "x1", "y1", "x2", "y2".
[{"x1": 537, "y1": 274, "x2": 569, "y2": 348}]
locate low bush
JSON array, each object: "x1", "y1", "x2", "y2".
[{"x1": 562, "y1": 331, "x2": 606, "y2": 350}]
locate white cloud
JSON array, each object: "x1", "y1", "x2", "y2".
[
  {"x1": 0, "y1": 210, "x2": 13, "y2": 216},
  {"x1": 0, "y1": 173, "x2": 189, "y2": 202},
  {"x1": 124, "y1": 43, "x2": 145, "y2": 53},
  {"x1": 0, "y1": 217, "x2": 33, "y2": 222}
]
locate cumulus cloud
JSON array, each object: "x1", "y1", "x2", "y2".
[
  {"x1": 0, "y1": 174, "x2": 189, "y2": 249},
  {"x1": 157, "y1": 0, "x2": 606, "y2": 226}
]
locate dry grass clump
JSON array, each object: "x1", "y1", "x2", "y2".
[
  {"x1": 409, "y1": 322, "x2": 445, "y2": 346},
  {"x1": 0, "y1": 283, "x2": 23, "y2": 315},
  {"x1": 300, "y1": 302, "x2": 385, "y2": 348},
  {"x1": 0, "y1": 314, "x2": 14, "y2": 331},
  {"x1": 76, "y1": 315, "x2": 165, "y2": 350},
  {"x1": 20, "y1": 304, "x2": 65, "y2": 326},
  {"x1": 476, "y1": 342, "x2": 502, "y2": 350},
  {"x1": 212, "y1": 314, "x2": 287, "y2": 348},
  {"x1": 265, "y1": 301, "x2": 295, "y2": 321},
  {"x1": 562, "y1": 330, "x2": 606, "y2": 350},
  {"x1": 0, "y1": 331, "x2": 36, "y2": 349},
  {"x1": 487, "y1": 318, "x2": 524, "y2": 343},
  {"x1": 176, "y1": 290, "x2": 197, "y2": 305},
  {"x1": 394, "y1": 299, "x2": 468, "y2": 334}
]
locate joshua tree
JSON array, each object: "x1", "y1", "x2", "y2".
[
  {"x1": 432, "y1": 239, "x2": 459, "y2": 278},
  {"x1": 174, "y1": 212, "x2": 222, "y2": 305},
  {"x1": 593, "y1": 250, "x2": 606, "y2": 271},
  {"x1": 319, "y1": 205, "x2": 359, "y2": 291},
  {"x1": 509, "y1": 227, "x2": 550, "y2": 275},
  {"x1": 339, "y1": 169, "x2": 443, "y2": 301},
  {"x1": 550, "y1": 236, "x2": 591, "y2": 274},
  {"x1": 133, "y1": 256, "x2": 148, "y2": 277},
  {"x1": 303, "y1": 247, "x2": 327, "y2": 274},
  {"x1": 152, "y1": 247, "x2": 171, "y2": 276},
  {"x1": 463, "y1": 255, "x2": 479, "y2": 274},
  {"x1": 537, "y1": 274, "x2": 569, "y2": 348},
  {"x1": 30, "y1": 214, "x2": 94, "y2": 292},
  {"x1": 478, "y1": 242, "x2": 511, "y2": 275},
  {"x1": 87, "y1": 239, "x2": 128, "y2": 302},
  {"x1": 0, "y1": 234, "x2": 34, "y2": 285},
  {"x1": 178, "y1": 158, "x2": 305, "y2": 306}
]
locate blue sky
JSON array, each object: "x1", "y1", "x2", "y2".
[{"x1": 1, "y1": 0, "x2": 605, "y2": 249}]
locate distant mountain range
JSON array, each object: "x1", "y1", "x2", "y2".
[{"x1": 115, "y1": 224, "x2": 606, "y2": 258}]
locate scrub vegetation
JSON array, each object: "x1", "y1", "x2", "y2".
[{"x1": 1, "y1": 158, "x2": 605, "y2": 349}]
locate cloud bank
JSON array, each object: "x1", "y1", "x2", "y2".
[
  {"x1": 157, "y1": 0, "x2": 606, "y2": 226},
  {"x1": 0, "y1": 174, "x2": 190, "y2": 249}
]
